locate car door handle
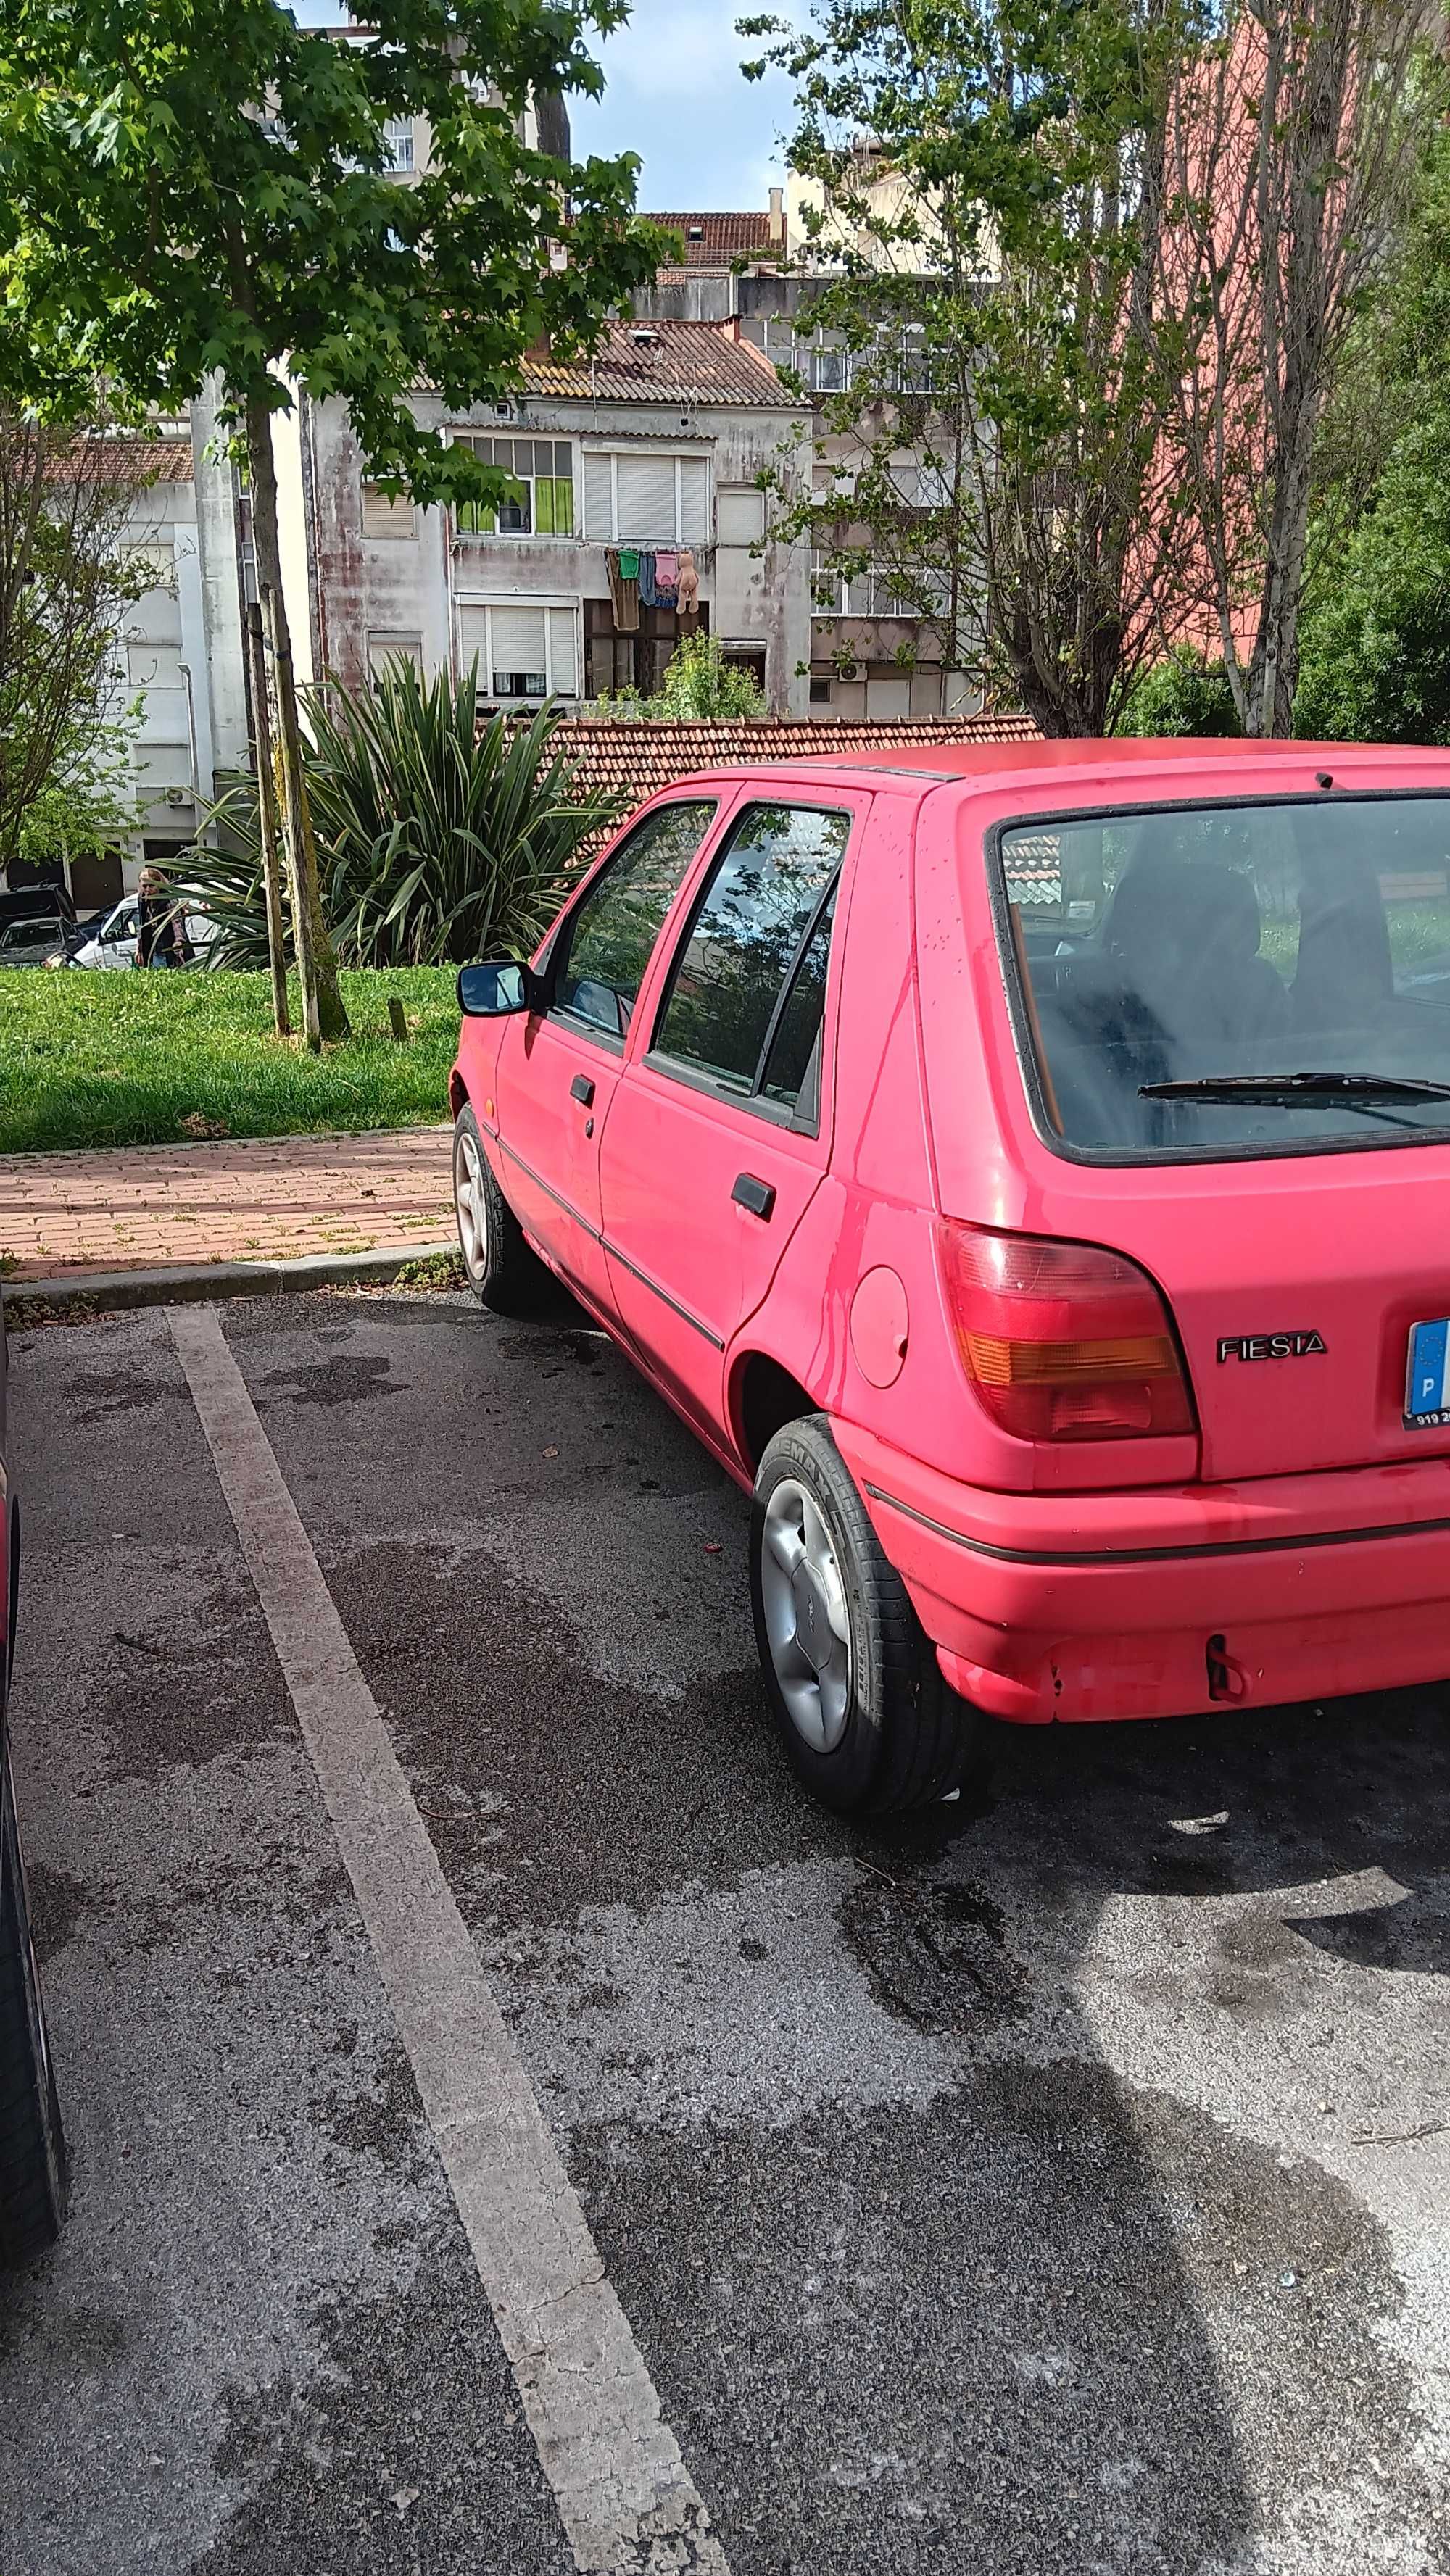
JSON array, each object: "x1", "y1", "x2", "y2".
[
  {"x1": 732, "y1": 1172, "x2": 776, "y2": 1221},
  {"x1": 570, "y1": 1073, "x2": 595, "y2": 1108}
]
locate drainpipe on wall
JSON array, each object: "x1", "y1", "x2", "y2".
[{"x1": 297, "y1": 386, "x2": 326, "y2": 682}]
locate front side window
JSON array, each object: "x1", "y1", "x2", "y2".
[
  {"x1": 454, "y1": 436, "x2": 575, "y2": 538},
  {"x1": 552, "y1": 802, "x2": 718, "y2": 1042},
  {"x1": 652, "y1": 803, "x2": 850, "y2": 1117},
  {"x1": 1000, "y1": 797, "x2": 1450, "y2": 1159}
]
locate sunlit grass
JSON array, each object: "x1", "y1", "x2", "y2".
[{"x1": 0, "y1": 967, "x2": 460, "y2": 1155}]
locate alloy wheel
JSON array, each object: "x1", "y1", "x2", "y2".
[
  {"x1": 455, "y1": 1130, "x2": 490, "y2": 1283},
  {"x1": 759, "y1": 1478, "x2": 853, "y2": 1753}
]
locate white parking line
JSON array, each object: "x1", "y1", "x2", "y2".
[{"x1": 169, "y1": 1305, "x2": 729, "y2": 2576}]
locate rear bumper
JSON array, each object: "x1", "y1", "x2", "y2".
[{"x1": 832, "y1": 1421, "x2": 1450, "y2": 1724}]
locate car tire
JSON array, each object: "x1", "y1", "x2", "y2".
[
  {"x1": 0, "y1": 1737, "x2": 67, "y2": 2267},
  {"x1": 452, "y1": 1105, "x2": 550, "y2": 1316},
  {"x1": 750, "y1": 1416, "x2": 983, "y2": 1816}
]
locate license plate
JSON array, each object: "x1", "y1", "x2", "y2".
[{"x1": 1405, "y1": 1318, "x2": 1450, "y2": 1426}]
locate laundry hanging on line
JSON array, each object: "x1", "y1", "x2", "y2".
[
  {"x1": 637, "y1": 552, "x2": 659, "y2": 608},
  {"x1": 605, "y1": 549, "x2": 640, "y2": 633},
  {"x1": 653, "y1": 549, "x2": 679, "y2": 601}
]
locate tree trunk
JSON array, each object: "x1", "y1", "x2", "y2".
[
  {"x1": 243, "y1": 391, "x2": 349, "y2": 1045},
  {"x1": 245, "y1": 600, "x2": 291, "y2": 1039}
]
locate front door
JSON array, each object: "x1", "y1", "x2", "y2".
[
  {"x1": 598, "y1": 797, "x2": 862, "y2": 1436},
  {"x1": 492, "y1": 796, "x2": 724, "y2": 1318}
]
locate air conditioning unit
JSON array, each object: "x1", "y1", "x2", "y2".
[{"x1": 165, "y1": 786, "x2": 192, "y2": 807}]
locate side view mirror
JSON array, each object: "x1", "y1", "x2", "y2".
[{"x1": 457, "y1": 959, "x2": 539, "y2": 1017}]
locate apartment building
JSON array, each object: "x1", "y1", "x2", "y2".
[
  {"x1": 636, "y1": 196, "x2": 981, "y2": 723},
  {"x1": 260, "y1": 318, "x2": 813, "y2": 717}
]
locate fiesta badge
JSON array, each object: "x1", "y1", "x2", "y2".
[{"x1": 1216, "y1": 1331, "x2": 1327, "y2": 1363}]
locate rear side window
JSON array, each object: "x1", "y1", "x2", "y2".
[
  {"x1": 998, "y1": 797, "x2": 1450, "y2": 1159},
  {"x1": 552, "y1": 800, "x2": 716, "y2": 1042},
  {"x1": 651, "y1": 803, "x2": 849, "y2": 1120}
]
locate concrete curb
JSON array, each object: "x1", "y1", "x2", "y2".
[{"x1": 1, "y1": 1242, "x2": 460, "y2": 1318}]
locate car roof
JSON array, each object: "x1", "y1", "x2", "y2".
[{"x1": 652, "y1": 737, "x2": 1450, "y2": 802}]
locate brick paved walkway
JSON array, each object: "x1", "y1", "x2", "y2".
[{"x1": 0, "y1": 1127, "x2": 455, "y2": 1280}]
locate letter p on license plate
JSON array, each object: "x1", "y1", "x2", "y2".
[{"x1": 1406, "y1": 1318, "x2": 1450, "y2": 1426}]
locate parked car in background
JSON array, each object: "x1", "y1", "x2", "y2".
[
  {"x1": 66, "y1": 894, "x2": 218, "y2": 970},
  {"x1": 452, "y1": 738, "x2": 1450, "y2": 1817},
  {"x1": 0, "y1": 1291, "x2": 67, "y2": 2266},
  {"x1": 0, "y1": 915, "x2": 70, "y2": 971}
]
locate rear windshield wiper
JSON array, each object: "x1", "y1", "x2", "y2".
[{"x1": 1138, "y1": 1071, "x2": 1450, "y2": 1105}]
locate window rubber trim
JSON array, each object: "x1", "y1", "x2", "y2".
[
  {"x1": 646, "y1": 804, "x2": 850, "y2": 1129},
  {"x1": 985, "y1": 787, "x2": 1450, "y2": 1170},
  {"x1": 862, "y1": 1480, "x2": 1450, "y2": 1567}
]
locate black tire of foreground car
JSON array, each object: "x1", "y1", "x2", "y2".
[
  {"x1": 750, "y1": 1417, "x2": 982, "y2": 1815},
  {"x1": 0, "y1": 1736, "x2": 67, "y2": 2267},
  {"x1": 452, "y1": 1105, "x2": 551, "y2": 1316}
]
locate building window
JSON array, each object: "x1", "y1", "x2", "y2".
[
  {"x1": 583, "y1": 597, "x2": 708, "y2": 699},
  {"x1": 581, "y1": 449, "x2": 710, "y2": 546},
  {"x1": 456, "y1": 599, "x2": 579, "y2": 700},
  {"x1": 360, "y1": 482, "x2": 417, "y2": 540},
  {"x1": 382, "y1": 118, "x2": 415, "y2": 172},
  {"x1": 368, "y1": 633, "x2": 424, "y2": 678},
  {"x1": 809, "y1": 676, "x2": 833, "y2": 705},
  {"x1": 452, "y1": 436, "x2": 574, "y2": 538},
  {"x1": 810, "y1": 553, "x2": 916, "y2": 617}
]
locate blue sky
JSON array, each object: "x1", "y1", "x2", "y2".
[
  {"x1": 569, "y1": 0, "x2": 795, "y2": 214},
  {"x1": 293, "y1": 0, "x2": 795, "y2": 209}
]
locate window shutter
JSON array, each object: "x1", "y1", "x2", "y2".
[
  {"x1": 361, "y1": 483, "x2": 415, "y2": 539},
  {"x1": 679, "y1": 457, "x2": 710, "y2": 546},
  {"x1": 456, "y1": 607, "x2": 490, "y2": 680},
  {"x1": 615, "y1": 452, "x2": 675, "y2": 542},
  {"x1": 489, "y1": 604, "x2": 548, "y2": 677},
  {"x1": 716, "y1": 486, "x2": 763, "y2": 546},
  {"x1": 548, "y1": 608, "x2": 578, "y2": 695},
  {"x1": 583, "y1": 453, "x2": 614, "y2": 540}
]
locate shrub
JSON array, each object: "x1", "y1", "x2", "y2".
[
  {"x1": 1116, "y1": 648, "x2": 1241, "y2": 738},
  {"x1": 596, "y1": 633, "x2": 767, "y2": 722},
  {"x1": 178, "y1": 660, "x2": 618, "y2": 967}
]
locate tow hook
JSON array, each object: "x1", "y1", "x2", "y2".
[{"x1": 1206, "y1": 1633, "x2": 1250, "y2": 1704}]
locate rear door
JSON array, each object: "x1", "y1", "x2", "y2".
[
  {"x1": 598, "y1": 795, "x2": 863, "y2": 1436},
  {"x1": 491, "y1": 797, "x2": 721, "y2": 1317}
]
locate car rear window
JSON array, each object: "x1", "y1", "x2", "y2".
[{"x1": 998, "y1": 797, "x2": 1450, "y2": 1160}]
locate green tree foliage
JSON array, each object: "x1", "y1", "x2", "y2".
[
  {"x1": 0, "y1": 414, "x2": 150, "y2": 863},
  {"x1": 741, "y1": 0, "x2": 1211, "y2": 736},
  {"x1": 1295, "y1": 136, "x2": 1450, "y2": 746},
  {"x1": 0, "y1": 0, "x2": 664, "y2": 1031},
  {"x1": 180, "y1": 662, "x2": 619, "y2": 968},
  {"x1": 1115, "y1": 645, "x2": 1240, "y2": 737},
  {"x1": 17, "y1": 697, "x2": 146, "y2": 873}
]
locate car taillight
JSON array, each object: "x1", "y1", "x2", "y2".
[{"x1": 939, "y1": 1222, "x2": 1196, "y2": 1442}]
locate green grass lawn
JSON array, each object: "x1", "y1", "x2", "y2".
[{"x1": 0, "y1": 967, "x2": 460, "y2": 1155}]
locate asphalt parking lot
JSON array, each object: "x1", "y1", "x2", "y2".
[{"x1": 1, "y1": 1287, "x2": 1447, "y2": 2574}]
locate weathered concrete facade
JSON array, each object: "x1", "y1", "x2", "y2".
[
  {"x1": 271, "y1": 323, "x2": 813, "y2": 718},
  {"x1": 635, "y1": 216, "x2": 983, "y2": 723}
]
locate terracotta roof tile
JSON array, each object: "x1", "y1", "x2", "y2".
[
  {"x1": 523, "y1": 320, "x2": 792, "y2": 409},
  {"x1": 644, "y1": 212, "x2": 782, "y2": 270},
  {"x1": 48, "y1": 436, "x2": 194, "y2": 486},
  {"x1": 518, "y1": 716, "x2": 1039, "y2": 842}
]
